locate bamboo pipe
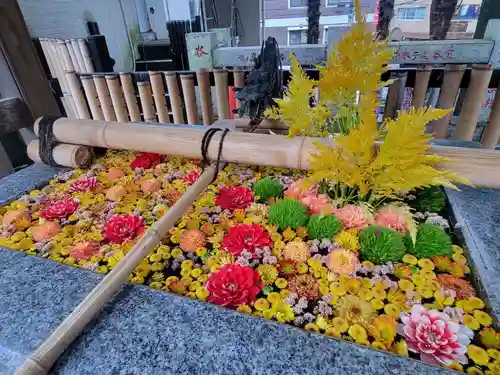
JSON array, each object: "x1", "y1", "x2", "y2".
[
  {"x1": 454, "y1": 64, "x2": 493, "y2": 141},
  {"x1": 50, "y1": 40, "x2": 69, "y2": 94},
  {"x1": 149, "y1": 71, "x2": 169, "y2": 123},
  {"x1": 60, "y1": 97, "x2": 76, "y2": 119},
  {"x1": 70, "y1": 39, "x2": 86, "y2": 73},
  {"x1": 27, "y1": 141, "x2": 92, "y2": 168},
  {"x1": 137, "y1": 82, "x2": 156, "y2": 122},
  {"x1": 65, "y1": 72, "x2": 90, "y2": 119},
  {"x1": 105, "y1": 75, "x2": 128, "y2": 122},
  {"x1": 80, "y1": 76, "x2": 104, "y2": 120},
  {"x1": 164, "y1": 72, "x2": 185, "y2": 124},
  {"x1": 32, "y1": 117, "x2": 500, "y2": 188},
  {"x1": 14, "y1": 163, "x2": 220, "y2": 375},
  {"x1": 77, "y1": 39, "x2": 94, "y2": 73},
  {"x1": 56, "y1": 40, "x2": 74, "y2": 71},
  {"x1": 39, "y1": 39, "x2": 57, "y2": 78},
  {"x1": 93, "y1": 76, "x2": 116, "y2": 122},
  {"x1": 431, "y1": 64, "x2": 467, "y2": 139},
  {"x1": 65, "y1": 40, "x2": 79, "y2": 73},
  {"x1": 119, "y1": 73, "x2": 141, "y2": 122},
  {"x1": 180, "y1": 73, "x2": 199, "y2": 125},
  {"x1": 411, "y1": 65, "x2": 432, "y2": 108},
  {"x1": 481, "y1": 85, "x2": 500, "y2": 149},
  {"x1": 196, "y1": 69, "x2": 213, "y2": 125},
  {"x1": 233, "y1": 69, "x2": 245, "y2": 110},
  {"x1": 214, "y1": 69, "x2": 231, "y2": 120}
]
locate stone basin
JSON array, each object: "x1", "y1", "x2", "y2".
[{"x1": 0, "y1": 140, "x2": 499, "y2": 375}]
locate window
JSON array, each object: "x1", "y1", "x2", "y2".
[
  {"x1": 397, "y1": 7, "x2": 426, "y2": 20},
  {"x1": 289, "y1": 0, "x2": 307, "y2": 7},
  {"x1": 454, "y1": 5, "x2": 480, "y2": 20},
  {"x1": 289, "y1": 29, "x2": 308, "y2": 45},
  {"x1": 326, "y1": 0, "x2": 348, "y2": 6}
]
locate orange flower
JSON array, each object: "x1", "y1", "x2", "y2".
[
  {"x1": 106, "y1": 185, "x2": 127, "y2": 202},
  {"x1": 284, "y1": 179, "x2": 318, "y2": 200},
  {"x1": 33, "y1": 221, "x2": 61, "y2": 242},
  {"x1": 300, "y1": 194, "x2": 334, "y2": 215},
  {"x1": 106, "y1": 167, "x2": 125, "y2": 180},
  {"x1": 141, "y1": 178, "x2": 161, "y2": 194},
  {"x1": 333, "y1": 204, "x2": 372, "y2": 230},
  {"x1": 288, "y1": 274, "x2": 320, "y2": 300},
  {"x1": 374, "y1": 205, "x2": 410, "y2": 234},
  {"x1": 327, "y1": 249, "x2": 358, "y2": 274},
  {"x1": 180, "y1": 229, "x2": 206, "y2": 253},
  {"x1": 282, "y1": 239, "x2": 310, "y2": 262},
  {"x1": 2, "y1": 209, "x2": 30, "y2": 228},
  {"x1": 437, "y1": 274, "x2": 476, "y2": 300}
]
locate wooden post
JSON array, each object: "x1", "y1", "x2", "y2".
[
  {"x1": 77, "y1": 39, "x2": 94, "y2": 73},
  {"x1": 14, "y1": 164, "x2": 220, "y2": 375},
  {"x1": 164, "y1": 72, "x2": 185, "y2": 124},
  {"x1": 180, "y1": 73, "x2": 199, "y2": 124},
  {"x1": 70, "y1": 39, "x2": 85, "y2": 73},
  {"x1": 481, "y1": 84, "x2": 500, "y2": 149},
  {"x1": 431, "y1": 64, "x2": 467, "y2": 139},
  {"x1": 65, "y1": 71, "x2": 90, "y2": 119},
  {"x1": 105, "y1": 75, "x2": 128, "y2": 122},
  {"x1": 383, "y1": 72, "x2": 407, "y2": 119},
  {"x1": 411, "y1": 65, "x2": 432, "y2": 108},
  {"x1": 454, "y1": 64, "x2": 493, "y2": 141},
  {"x1": 214, "y1": 69, "x2": 231, "y2": 120},
  {"x1": 137, "y1": 81, "x2": 157, "y2": 122},
  {"x1": 233, "y1": 69, "x2": 245, "y2": 110},
  {"x1": 0, "y1": 0, "x2": 60, "y2": 118},
  {"x1": 196, "y1": 69, "x2": 213, "y2": 125},
  {"x1": 80, "y1": 76, "x2": 104, "y2": 120},
  {"x1": 93, "y1": 75, "x2": 116, "y2": 121},
  {"x1": 119, "y1": 73, "x2": 141, "y2": 122},
  {"x1": 149, "y1": 71, "x2": 169, "y2": 123}
]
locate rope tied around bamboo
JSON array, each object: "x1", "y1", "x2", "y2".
[{"x1": 16, "y1": 124, "x2": 234, "y2": 375}]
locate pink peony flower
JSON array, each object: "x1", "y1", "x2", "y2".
[
  {"x1": 300, "y1": 194, "x2": 334, "y2": 215},
  {"x1": 285, "y1": 179, "x2": 318, "y2": 201},
  {"x1": 69, "y1": 176, "x2": 97, "y2": 193},
  {"x1": 333, "y1": 204, "x2": 372, "y2": 230},
  {"x1": 184, "y1": 171, "x2": 201, "y2": 185},
  {"x1": 399, "y1": 304, "x2": 473, "y2": 366},
  {"x1": 375, "y1": 204, "x2": 411, "y2": 234}
]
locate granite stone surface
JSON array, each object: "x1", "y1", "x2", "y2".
[
  {"x1": 0, "y1": 163, "x2": 65, "y2": 205},
  {"x1": 0, "y1": 248, "x2": 453, "y2": 375}
]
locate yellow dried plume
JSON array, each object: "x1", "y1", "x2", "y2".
[{"x1": 269, "y1": 0, "x2": 470, "y2": 202}]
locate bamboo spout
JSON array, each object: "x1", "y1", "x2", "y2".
[
  {"x1": 31, "y1": 117, "x2": 500, "y2": 188},
  {"x1": 15, "y1": 164, "x2": 220, "y2": 375}
]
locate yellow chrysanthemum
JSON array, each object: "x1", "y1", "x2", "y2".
[
  {"x1": 475, "y1": 310, "x2": 493, "y2": 327},
  {"x1": 348, "y1": 324, "x2": 369, "y2": 344},
  {"x1": 468, "y1": 345, "x2": 490, "y2": 366},
  {"x1": 257, "y1": 264, "x2": 278, "y2": 285},
  {"x1": 403, "y1": 254, "x2": 418, "y2": 265},
  {"x1": 334, "y1": 230, "x2": 359, "y2": 254},
  {"x1": 236, "y1": 305, "x2": 252, "y2": 314},
  {"x1": 336, "y1": 295, "x2": 373, "y2": 325},
  {"x1": 464, "y1": 315, "x2": 481, "y2": 330}
]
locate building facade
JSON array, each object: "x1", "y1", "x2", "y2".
[
  {"x1": 390, "y1": 0, "x2": 481, "y2": 39},
  {"x1": 264, "y1": 0, "x2": 377, "y2": 46}
]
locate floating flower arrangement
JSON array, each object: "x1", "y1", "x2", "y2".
[{"x1": 1, "y1": 1, "x2": 500, "y2": 374}]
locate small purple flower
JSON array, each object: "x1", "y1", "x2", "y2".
[
  {"x1": 263, "y1": 255, "x2": 277, "y2": 264},
  {"x1": 214, "y1": 206, "x2": 222, "y2": 213},
  {"x1": 235, "y1": 256, "x2": 250, "y2": 267},
  {"x1": 303, "y1": 313, "x2": 315, "y2": 322}
]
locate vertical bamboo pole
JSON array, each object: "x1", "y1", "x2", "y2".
[
  {"x1": 197, "y1": 69, "x2": 213, "y2": 125},
  {"x1": 39, "y1": 39, "x2": 54, "y2": 78},
  {"x1": 93, "y1": 75, "x2": 116, "y2": 121},
  {"x1": 60, "y1": 97, "x2": 76, "y2": 119},
  {"x1": 214, "y1": 69, "x2": 231, "y2": 120},
  {"x1": 431, "y1": 64, "x2": 467, "y2": 139},
  {"x1": 164, "y1": 72, "x2": 185, "y2": 124},
  {"x1": 454, "y1": 64, "x2": 493, "y2": 141},
  {"x1": 480, "y1": 86, "x2": 500, "y2": 149},
  {"x1": 119, "y1": 73, "x2": 141, "y2": 122},
  {"x1": 14, "y1": 164, "x2": 220, "y2": 375},
  {"x1": 180, "y1": 73, "x2": 199, "y2": 124},
  {"x1": 77, "y1": 38, "x2": 94, "y2": 73},
  {"x1": 411, "y1": 65, "x2": 432, "y2": 108},
  {"x1": 65, "y1": 40, "x2": 79, "y2": 73},
  {"x1": 80, "y1": 75, "x2": 104, "y2": 120},
  {"x1": 51, "y1": 40, "x2": 70, "y2": 94},
  {"x1": 65, "y1": 71, "x2": 90, "y2": 119},
  {"x1": 56, "y1": 40, "x2": 74, "y2": 71},
  {"x1": 105, "y1": 75, "x2": 128, "y2": 122},
  {"x1": 149, "y1": 71, "x2": 169, "y2": 123},
  {"x1": 71, "y1": 38, "x2": 85, "y2": 73},
  {"x1": 233, "y1": 69, "x2": 245, "y2": 110},
  {"x1": 137, "y1": 81, "x2": 157, "y2": 122}
]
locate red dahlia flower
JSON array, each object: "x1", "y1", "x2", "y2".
[
  {"x1": 40, "y1": 198, "x2": 79, "y2": 219},
  {"x1": 69, "y1": 176, "x2": 97, "y2": 193},
  {"x1": 206, "y1": 264, "x2": 263, "y2": 307},
  {"x1": 130, "y1": 152, "x2": 165, "y2": 170},
  {"x1": 221, "y1": 223, "x2": 272, "y2": 257},
  {"x1": 103, "y1": 215, "x2": 145, "y2": 244},
  {"x1": 215, "y1": 186, "x2": 254, "y2": 210},
  {"x1": 183, "y1": 171, "x2": 200, "y2": 184}
]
